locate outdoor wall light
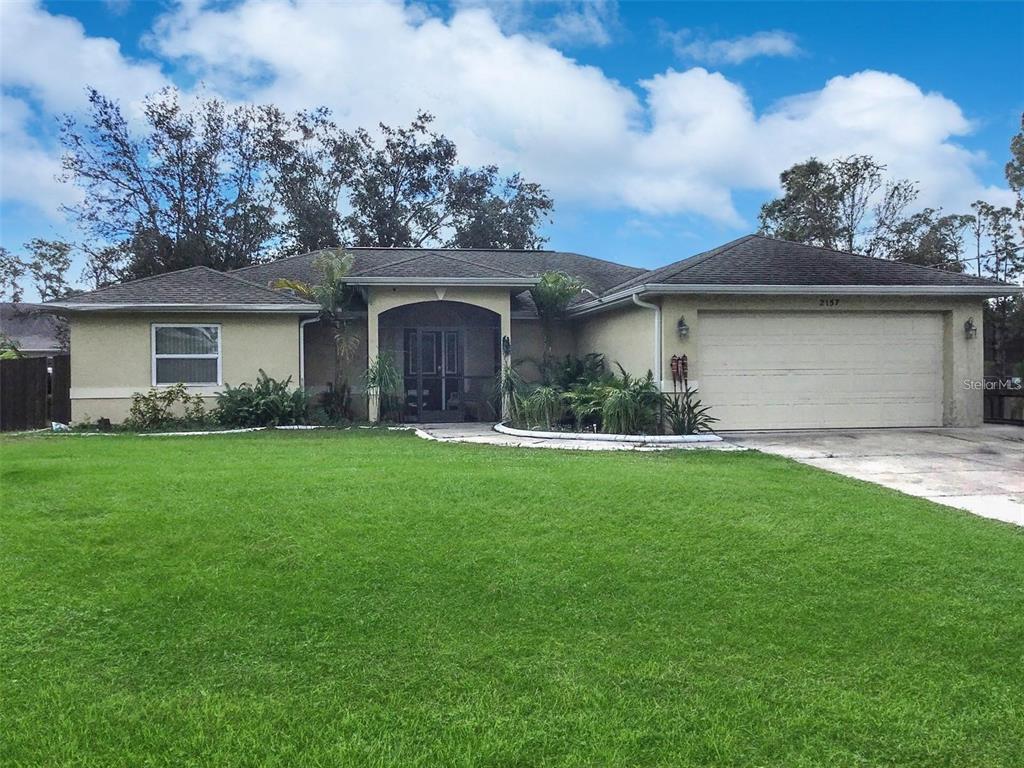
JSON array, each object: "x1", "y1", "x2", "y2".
[
  {"x1": 964, "y1": 317, "x2": 978, "y2": 340},
  {"x1": 677, "y1": 316, "x2": 689, "y2": 339}
]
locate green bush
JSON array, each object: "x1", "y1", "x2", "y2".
[
  {"x1": 125, "y1": 384, "x2": 208, "y2": 431},
  {"x1": 215, "y1": 370, "x2": 309, "y2": 427},
  {"x1": 663, "y1": 386, "x2": 719, "y2": 435},
  {"x1": 523, "y1": 385, "x2": 564, "y2": 430}
]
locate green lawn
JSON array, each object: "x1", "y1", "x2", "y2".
[{"x1": 2, "y1": 431, "x2": 1022, "y2": 767}]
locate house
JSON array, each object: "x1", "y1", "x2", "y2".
[
  {"x1": 46, "y1": 235, "x2": 1019, "y2": 430},
  {"x1": 0, "y1": 303, "x2": 66, "y2": 357}
]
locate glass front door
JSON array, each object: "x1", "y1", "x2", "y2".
[{"x1": 403, "y1": 328, "x2": 463, "y2": 421}]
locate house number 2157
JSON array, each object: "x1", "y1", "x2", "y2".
[{"x1": 819, "y1": 298, "x2": 840, "y2": 307}]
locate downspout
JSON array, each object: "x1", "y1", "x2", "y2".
[
  {"x1": 631, "y1": 293, "x2": 662, "y2": 388},
  {"x1": 299, "y1": 317, "x2": 319, "y2": 389}
]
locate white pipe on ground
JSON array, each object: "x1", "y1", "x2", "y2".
[{"x1": 631, "y1": 293, "x2": 662, "y2": 388}]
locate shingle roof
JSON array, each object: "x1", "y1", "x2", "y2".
[
  {"x1": 605, "y1": 234, "x2": 1005, "y2": 293},
  {"x1": 46, "y1": 236, "x2": 1013, "y2": 315},
  {"x1": 234, "y1": 247, "x2": 645, "y2": 295},
  {"x1": 0, "y1": 303, "x2": 64, "y2": 352},
  {"x1": 50, "y1": 267, "x2": 318, "y2": 309}
]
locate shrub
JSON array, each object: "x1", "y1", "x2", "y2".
[
  {"x1": 126, "y1": 383, "x2": 208, "y2": 431},
  {"x1": 523, "y1": 385, "x2": 564, "y2": 429},
  {"x1": 497, "y1": 362, "x2": 529, "y2": 427},
  {"x1": 564, "y1": 381, "x2": 605, "y2": 431},
  {"x1": 318, "y1": 383, "x2": 353, "y2": 424},
  {"x1": 365, "y1": 353, "x2": 404, "y2": 422},
  {"x1": 215, "y1": 370, "x2": 309, "y2": 427},
  {"x1": 663, "y1": 386, "x2": 718, "y2": 435},
  {"x1": 548, "y1": 352, "x2": 608, "y2": 390},
  {"x1": 601, "y1": 366, "x2": 661, "y2": 434}
]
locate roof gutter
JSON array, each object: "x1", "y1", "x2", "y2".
[
  {"x1": 631, "y1": 293, "x2": 662, "y2": 387},
  {"x1": 346, "y1": 277, "x2": 539, "y2": 287},
  {"x1": 45, "y1": 302, "x2": 320, "y2": 313},
  {"x1": 569, "y1": 282, "x2": 1022, "y2": 316}
]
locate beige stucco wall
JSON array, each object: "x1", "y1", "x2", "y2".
[
  {"x1": 571, "y1": 293, "x2": 986, "y2": 427},
  {"x1": 303, "y1": 319, "x2": 370, "y2": 419},
  {"x1": 69, "y1": 312, "x2": 303, "y2": 424},
  {"x1": 573, "y1": 303, "x2": 656, "y2": 378},
  {"x1": 510, "y1": 319, "x2": 574, "y2": 382}
]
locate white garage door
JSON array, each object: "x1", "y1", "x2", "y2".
[{"x1": 698, "y1": 311, "x2": 944, "y2": 430}]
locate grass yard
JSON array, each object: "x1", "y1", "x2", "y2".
[{"x1": 2, "y1": 430, "x2": 1023, "y2": 767}]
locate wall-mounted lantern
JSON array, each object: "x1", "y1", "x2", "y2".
[
  {"x1": 677, "y1": 316, "x2": 689, "y2": 339},
  {"x1": 964, "y1": 317, "x2": 977, "y2": 340}
]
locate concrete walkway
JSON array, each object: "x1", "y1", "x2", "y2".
[
  {"x1": 728, "y1": 425, "x2": 1024, "y2": 526},
  {"x1": 413, "y1": 423, "x2": 744, "y2": 452}
]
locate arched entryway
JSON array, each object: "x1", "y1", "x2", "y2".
[{"x1": 378, "y1": 301, "x2": 501, "y2": 422}]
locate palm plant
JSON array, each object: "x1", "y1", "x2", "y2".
[
  {"x1": 272, "y1": 249, "x2": 358, "y2": 417},
  {"x1": 564, "y1": 381, "x2": 605, "y2": 431},
  {"x1": 663, "y1": 385, "x2": 718, "y2": 435},
  {"x1": 529, "y1": 271, "x2": 584, "y2": 377},
  {"x1": 496, "y1": 360, "x2": 529, "y2": 426},
  {"x1": 523, "y1": 385, "x2": 564, "y2": 430},
  {"x1": 364, "y1": 353, "x2": 404, "y2": 422}
]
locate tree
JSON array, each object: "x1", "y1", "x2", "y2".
[
  {"x1": 80, "y1": 242, "x2": 129, "y2": 290},
  {"x1": 271, "y1": 250, "x2": 358, "y2": 419},
  {"x1": 24, "y1": 239, "x2": 74, "y2": 301},
  {"x1": 758, "y1": 158, "x2": 841, "y2": 249},
  {"x1": 60, "y1": 88, "x2": 277, "y2": 279},
  {"x1": 449, "y1": 172, "x2": 554, "y2": 250},
  {"x1": 758, "y1": 154, "x2": 981, "y2": 268},
  {"x1": 873, "y1": 209, "x2": 972, "y2": 271},
  {"x1": 259, "y1": 107, "x2": 351, "y2": 254},
  {"x1": 0, "y1": 247, "x2": 27, "y2": 302},
  {"x1": 341, "y1": 112, "x2": 552, "y2": 248},
  {"x1": 529, "y1": 271, "x2": 584, "y2": 375},
  {"x1": 1006, "y1": 112, "x2": 1024, "y2": 239}
]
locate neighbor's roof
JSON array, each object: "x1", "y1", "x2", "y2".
[
  {"x1": 593, "y1": 234, "x2": 1012, "y2": 301},
  {"x1": 45, "y1": 266, "x2": 319, "y2": 312},
  {"x1": 0, "y1": 303, "x2": 64, "y2": 352}
]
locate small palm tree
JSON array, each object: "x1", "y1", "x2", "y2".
[
  {"x1": 272, "y1": 249, "x2": 358, "y2": 416},
  {"x1": 529, "y1": 271, "x2": 583, "y2": 376}
]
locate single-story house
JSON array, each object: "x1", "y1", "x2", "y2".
[
  {"x1": 1, "y1": 302, "x2": 66, "y2": 357},
  {"x1": 47, "y1": 234, "x2": 1020, "y2": 430}
]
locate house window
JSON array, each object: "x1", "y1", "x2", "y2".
[{"x1": 152, "y1": 324, "x2": 221, "y2": 385}]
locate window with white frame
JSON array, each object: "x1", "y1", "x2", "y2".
[{"x1": 152, "y1": 324, "x2": 221, "y2": 385}]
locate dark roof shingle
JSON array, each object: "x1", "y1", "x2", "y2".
[
  {"x1": 52, "y1": 267, "x2": 317, "y2": 308},
  {"x1": 0, "y1": 303, "x2": 64, "y2": 351},
  {"x1": 606, "y1": 234, "x2": 1004, "y2": 292},
  {"x1": 234, "y1": 247, "x2": 645, "y2": 297}
]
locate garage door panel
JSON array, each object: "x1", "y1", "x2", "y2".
[{"x1": 698, "y1": 311, "x2": 944, "y2": 430}]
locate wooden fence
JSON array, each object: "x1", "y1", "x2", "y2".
[{"x1": 0, "y1": 354, "x2": 71, "y2": 431}]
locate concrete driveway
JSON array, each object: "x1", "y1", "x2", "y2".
[{"x1": 727, "y1": 425, "x2": 1024, "y2": 526}]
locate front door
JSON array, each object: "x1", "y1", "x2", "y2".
[{"x1": 403, "y1": 328, "x2": 464, "y2": 422}]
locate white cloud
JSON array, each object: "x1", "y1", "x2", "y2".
[
  {"x1": 453, "y1": 0, "x2": 619, "y2": 48},
  {"x1": 0, "y1": 0, "x2": 1009, "y2": 232},
  {"x1": 0, "y1": 95, "x2": 83, "y2": 219},
  {"x1": 545, "y1": 1, "x2": 618, "y2": 47},
  {"x1": 0, "y1": 1, "x2": 168, "y2": 219},
  {"x1": 663, "y1": 28, "x2": 802, "y2": 65}
]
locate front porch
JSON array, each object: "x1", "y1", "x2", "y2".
[
  {"x1": 378, "y1": 301, "x2": 503, "y2": 422},
  {"x1": 303, "y1": 285, "x2": 524, "y2": 422}
]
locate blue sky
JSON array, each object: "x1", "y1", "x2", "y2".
[{"x1": 2, "y1": 1, "x2": 1022, "y2": 296}]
